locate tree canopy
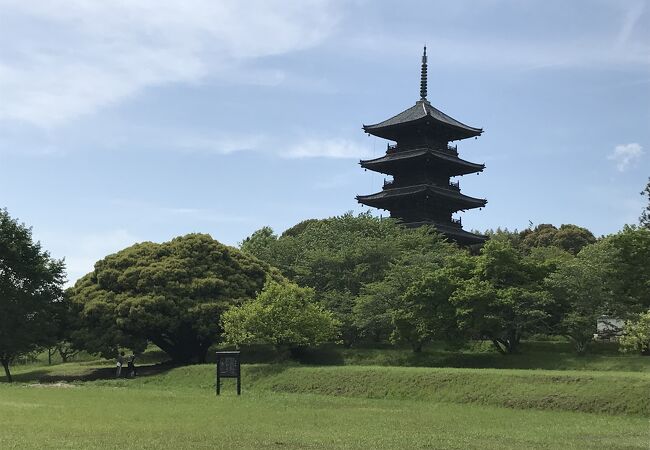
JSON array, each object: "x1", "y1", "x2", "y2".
[
  {"x1": 606, "y1": 226, "x2": 650, "y2": 312},
  {"x1": 619, "y1": 310, "x2": 650, "y2": 355},
  {"x1": 222, "y1": 280, "x2": 339, "y2": 349},
  {"x1": 392, "y1": 267, "x2": 463, "y2": 352},
  {"x1": 452, "y1": 239, "x2": 551, "y2": 354},
  {"x1": 354, "y1": 239, "x2": 470, "y2": 347},
  {"x1": 0, "y1": 209, "x2": 65, "y2": 381},
  {"x1": 69, "y1": 233, "x2": 275, "y2": 363},
  {"x1": 520, "y1": 224, "x2": 596, "y2": 255},
  {"x1": 545, "y1": 240, "x2": 621, "y2": 354},
  {"x1": 240, "y1": 212, "x2": 460, "y2": 346}
]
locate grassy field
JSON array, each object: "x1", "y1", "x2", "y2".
[
  {"x1": 1, "y1": 382, "x2": 648, "y2": 449},
  {"x1": 2, "y1": 360, "x2": 650, "y2": 449}
]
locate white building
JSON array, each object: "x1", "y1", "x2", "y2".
[{"x1": 595, "y1": 315, "x2": 625, "y2": 340}]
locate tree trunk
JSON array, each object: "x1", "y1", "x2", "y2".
[
  {"x1": 491, "y1": 339, "x2": 507, "y2": 354},
  {"x1": 197, "y1": 342, "x2": 211, "y2": 364},
  {"x1": 504, "y1": 331, "x2": 520, "y2": 354},
  {"x1": 1, "y1": 359, "x2": 12, "y2": 383},
  {"x1": 573, "y1": 339, "x2": 589, "y2": 356},
  {"x1": 289, "y1": 346, "x2": 307, "y2": 359},
  {"x1": 412, "y1": 341, "x2": 423, "y2": 353},
  {"x1": 152, "y1": 338, "x2": 195, "y2": 364}
]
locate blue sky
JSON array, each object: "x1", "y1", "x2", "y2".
[{"x1": 1, "y1": 0, "x2": 648, "y2": 283}]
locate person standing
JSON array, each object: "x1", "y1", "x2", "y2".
[
  {"x1": 127, "y1": 354, "x2": 137, "y2": 378},
  {"x1": 116, "y1": 351, "x2": 125, "y2": 378}
]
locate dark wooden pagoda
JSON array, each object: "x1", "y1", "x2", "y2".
[{"x1": 356, "y1": 47, "x2": 487, "y2": 245}]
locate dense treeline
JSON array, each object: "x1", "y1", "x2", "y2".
[
  {"x1": 240, "y1": 214, "x2": 649, "y2": 355},
  {"x1": 1, "y1": 179, "x2": 649, "y2": 380}
]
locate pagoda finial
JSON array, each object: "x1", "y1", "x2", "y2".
[{"x1": 420, "y1": 46, "x2": 427, "y2": 101}]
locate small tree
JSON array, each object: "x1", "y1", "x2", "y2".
[
  {"x1": 222, "y1": 280, "x2": 339, "y2": 351},
  {"x1": 619, "y1": 310, "x2": 650, "y2": 354},
  {"x1": 51, "y1": 294, "x2": 81, "y2": 363},
  {"x1": 392, "y1": 269, "x2": 461, "y2": 352},
  {"x1": 239, "y1": 226, "x2": 278, "y2": 263},
  {"x1": 607, "y1": 226, "x2": 650, "y2": 312},
  {"x1": 640, "y1": 178, "x2": 650, "y2": 229},
  {"x1": 545, "y1": 241, "x2": 621, "y2": 354},
  {"x1": 353, "y1": 234, "x2": 469, "y2": 345},
  {"x1": 0, "y1": 209, "x2": 65, "y2": 382},
  {"x1": 520, "y1": 224, "x2": 595, "y2": 255},
  {"x1": 452, "y1": 239, "x2": 550, "y2": 354}
]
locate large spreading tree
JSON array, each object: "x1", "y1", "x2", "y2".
[
  {"x1": 69, "y1": 233, "x2": 274, "y2": 363},
  {"x1": 0, "y1": 209, "x2": 65, "y2": 382}
]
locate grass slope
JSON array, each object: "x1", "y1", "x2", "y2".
[
  {"x1": 10, "y1": 362, "x2": 650, "y2": 416},
  {"x1": 246, "y1": 365, "x2": 650, "y2": 416}
]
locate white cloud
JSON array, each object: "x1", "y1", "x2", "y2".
[
  {"x1": 608, "y1": 143, "x2": 645, "y2": 171},
  {"x1": 283, "y1": 138, "x2": 372, "y2": 159},
  {"x1": 0, "y1": 0, "x2": 340, "y2": 127},
  {"x1": 174, "y1": 134, "x2": 266, "y2": 154},
  {"x1": 170, "y1": 133, "x2": 373, "y2": 160}
]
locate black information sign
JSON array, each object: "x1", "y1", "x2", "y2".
[{"x1": 215, "y1": 351, "x2": 241, "y2": 395}]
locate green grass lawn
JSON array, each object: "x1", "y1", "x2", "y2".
[
  {"x1": 1, "y1": 378, "x2": 649, "y2": 449},
  {"x1": 1, "y1": 360, "x2": 649, "y2": 449}
]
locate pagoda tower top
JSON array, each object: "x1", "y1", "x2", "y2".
[{"x1": 362, "y1": 48, "x2": 483, "y2": 143}]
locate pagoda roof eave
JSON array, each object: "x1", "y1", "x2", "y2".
[
  {"x1": 403, "y1": 221, "x2": 487, "y2": 245},
  {"x1": 362, "y1": 100, "x2": 482, "y2": 141},
  {"x1": 356, "y1": 184, "x2": 487, "y2": 210},
  {"x1": 360, "y1": 147, "x2": 485, "y2": 174}
]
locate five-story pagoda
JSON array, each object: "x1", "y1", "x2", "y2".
[{"x1": 356, "y1": 47, "x2": 487, "y2": 245}]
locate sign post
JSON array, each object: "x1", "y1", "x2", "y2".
[{"x1": 215, "y1": 351, "x2": 241, "y2": 395}]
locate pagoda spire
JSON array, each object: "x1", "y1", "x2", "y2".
[{"x1": 420, "y1": 46, "x2": 427, "y2": 101}]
